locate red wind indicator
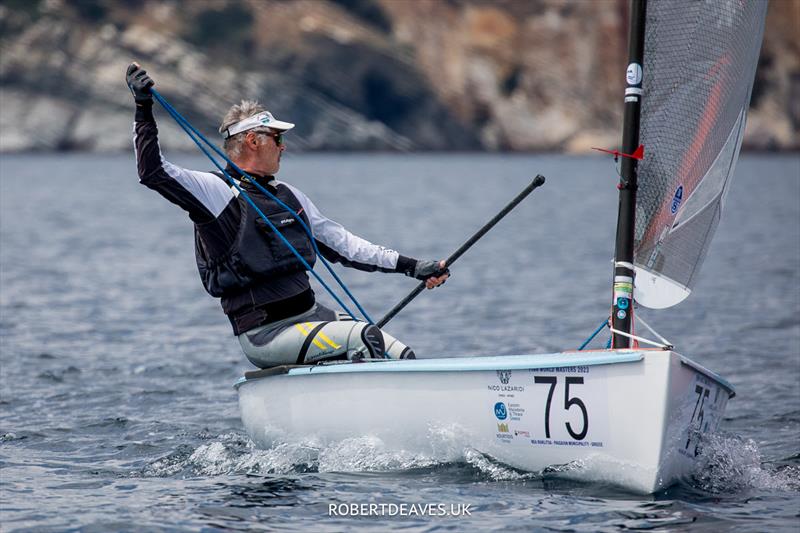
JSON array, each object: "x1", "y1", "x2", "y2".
[{"x1": 591, "y1": 144, "x2": 644, "y2": 161}]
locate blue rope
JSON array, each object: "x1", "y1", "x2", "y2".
[
  {"x1": 150, "y1": 89, "x2": 373, "y2": 323},
  {"x1": 153, "y1": 92, "x2": 375, "y2": 323},
  {"x1": 578, "y1": 318, "x2": 610, "y2": 351}
]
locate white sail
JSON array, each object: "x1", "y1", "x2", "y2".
[{"x1": 633, "y1": 0, "x2": 767, "y2": 309}]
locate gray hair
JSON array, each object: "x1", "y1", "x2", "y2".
[{"x1": 219, "y1": 100, "x2": 267, "y2": 158}]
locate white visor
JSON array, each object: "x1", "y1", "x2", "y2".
[{"x1": 222, "y1": 111, "x2": 295, "y2": 138}]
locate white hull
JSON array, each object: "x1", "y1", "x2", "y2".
[{"x1": 236, "y1": 350, "x2": 733, "y2": 493}]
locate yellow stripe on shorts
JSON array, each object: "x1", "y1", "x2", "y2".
[
  {"x1": 301, "y1": 322, "x2": 327, "y2": 350},
  {"x1": 317, "y1": 331, "x2": 341, "y2": 349}
]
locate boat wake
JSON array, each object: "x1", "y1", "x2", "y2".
[
  {"x1": 138, "y1": 425, "x2": 539, "y2": 481},
  {"x1": 139, "y1": 433, "x2": 318, "y2": 477},
  {"x1": 138, "y1": 428, "x2": 798, "y2": 495},
  {"x1": 686, "y1": 431, "x2": 800, "y2": 494}
]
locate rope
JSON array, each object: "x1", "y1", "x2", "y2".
[
  {"x1": 150, "y1": 89, "x2": 373, "y2": 323},
  {"x1": 634, "y1": 313, "x2": 673, "y2": 349},
  {"x1": 578, "y1": 318, "x2": 610, "y2": 351},
  {"x1": 607, "y1": 326, "x2": 671, "y2": 349}
]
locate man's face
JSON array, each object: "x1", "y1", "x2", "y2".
[{"x1": 250, "y1": 129, "x2": 285, "y2": 175}]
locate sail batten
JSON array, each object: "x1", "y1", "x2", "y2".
[{"x1": 633, "y1": 0, "x2": 767, "y2": 309}]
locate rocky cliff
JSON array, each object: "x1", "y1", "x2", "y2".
[{"x1": 0, "y1": 0, "x2": 797, "y2": 153}]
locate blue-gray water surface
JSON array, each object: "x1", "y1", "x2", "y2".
[{"x1": 1, "y1": 152, "x2": 798, "y2": 532}]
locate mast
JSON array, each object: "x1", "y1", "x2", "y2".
[{"x1": 611, "y1": 0, "x2": 646, "y2": 349}]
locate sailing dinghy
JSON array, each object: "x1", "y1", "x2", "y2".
[{"x1": 235, "y1": 0, "x2": 767, "y2": 493}]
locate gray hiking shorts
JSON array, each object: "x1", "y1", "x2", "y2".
[{"x1": 237, "y1": 304, "x2": 414, "y2": 368}]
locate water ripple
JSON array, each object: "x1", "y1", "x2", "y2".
[{"x1": 1, "y1": 153, "x2": 798, "y2": 531}]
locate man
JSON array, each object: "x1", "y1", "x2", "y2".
[{"x1": 126, "y1": 63, "x2": 449, "y2": 368}]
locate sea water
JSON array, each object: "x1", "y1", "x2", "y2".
[{"x1": 1, "y1": 153, "x2": 798, "y2": 531}]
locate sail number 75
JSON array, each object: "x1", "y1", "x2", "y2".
[
  {"x1": 685, "y1": 384, "x2": 710, "y2": 456},
  {"x1": 534, "y1": 376, "x2": 589, "y2": 440}
]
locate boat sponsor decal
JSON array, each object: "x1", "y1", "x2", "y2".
[
  {"x1": 488, "y1": 369, "x2": 525, "y2": 394},
  {"x1": 487, "y1": 367, "x2": 607, "y2": 447},
  {"x1": 529, "y1": 439, "x2": 604, "y2": 448},
  {"x1": 529, "y1": 368, "x2": 607, "y2": 447},
  {"x1": 528, "y1": 370, "x2": 607, "y2": 447},
  {"x1": 616, "y1": 309, "x2": 627, "y2": 320},
  {"x1": 613, "y1": 277, "x2": 633, "y2": 304},
  {"x1": 487, "y1": 384, "x2": 525, "y2": 393},
  {"x1": 496, "y1": 421, "x2": 513, "y2": 441},
  {"x1": 614, "y1": 283, "x2": 634, "y2": 291},
  {"x1": 626, "y1": 62, "x2": 643, "y2": 85},
  {"x1": 680, "y1": 373, "x2": 727, "y2": 459},
  {"x1": 531, "y1": 366, "x2": 590, "y2": 373},
  {"x1": 507, "y1": 402, "x2": 526, "y2": 421},
  {"x1": 670, "y1": 185, "x2": 683, "y2": 214},
  {"x1": 617, "y1": 297, "x2": 629, "y2": 310}
]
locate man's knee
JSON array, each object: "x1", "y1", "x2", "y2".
[{"x1": 356, "y1": 324, "x2": 385, "y2": 360}]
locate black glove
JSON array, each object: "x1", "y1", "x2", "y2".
[
  {"x1": 126, "y1": 63, "x2": 154, "y2": 103},
  {"x1": 409, "y1": 259, "x2": 450, "y2": 282}
]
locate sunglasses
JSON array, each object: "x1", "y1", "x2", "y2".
[
  {"x1": 251, "y1": 129, "x2": 284, "y2": 146},
  {"x1": 264, "y1": 131, "x2": 284, "y2": 146}
]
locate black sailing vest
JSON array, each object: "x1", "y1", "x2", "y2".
[{"x1": 194, "y1": 176, "x2": 316, "y2": 299}]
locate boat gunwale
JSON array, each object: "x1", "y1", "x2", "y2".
[
  {"x1": 679, "y1": 356, "x2": 736, "y2": 398},
  {"x1": 234, "y1": 350, "x2": 649, "y2": 388}
]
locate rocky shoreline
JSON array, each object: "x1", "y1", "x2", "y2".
[{"x1": 1, "y1": 0, "x2": 796, "y2": 153}]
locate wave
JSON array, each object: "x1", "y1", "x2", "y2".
[
  {"x1": 137, "y1": 426, "x2": 539, "y2": 482},
  {"x1": 138, "y1": 428, "x2": 799, "y2": 495},
  {"x1": 688, "y1": 431, "x2": 800, "y2": 493}
]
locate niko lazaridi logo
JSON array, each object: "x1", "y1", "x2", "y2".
[
  {"x1": 488, "y1": 370, "x2": 524, "y2": 393},
  {"x1": 496, "y1": 370, "x2": 511, "y2": 384},
  {"x1": 494, "y1": 402, "x2": 507, "y2": 420}
]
